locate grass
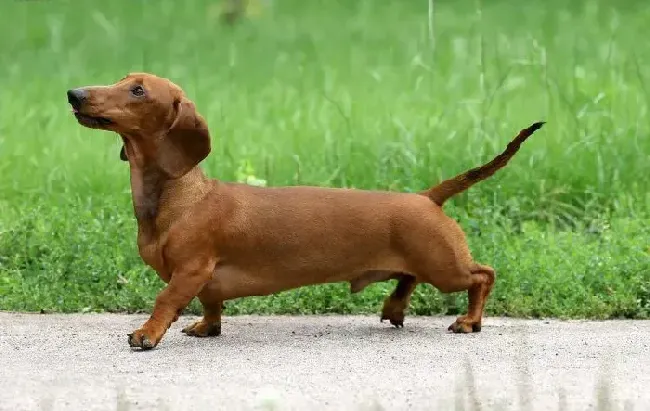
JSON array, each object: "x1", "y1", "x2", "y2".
[{"x1": 0, "y1": 0, "x2": 649, "y2": 318}]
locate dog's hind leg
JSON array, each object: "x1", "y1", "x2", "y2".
[
  {"x1": 380, "y1": 275, "x2": 417, "y2": 328},
  {"x1": 446, "y1": 264, "x2": 495, "y2": 333},
  {"x1": 181, "y1": 280, "x2": 223, "y2": 337}
]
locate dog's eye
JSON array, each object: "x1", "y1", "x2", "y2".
[{"x1": 130, "y1": 85, "x2": 145, "y2": 97}]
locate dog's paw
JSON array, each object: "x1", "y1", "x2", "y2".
[
  {"x1": 380, "y1": 313, "x2": 404, "y2": 328},
  {"x1": 181, "y1": 320, "x2": 221, "y2": 337},
  {"x1": 380, "y1": 303, "x2": 405, "y2": 328},
  {"x1": 127, "y1": 329, "x2": 158, "y2": 350},
  {"x1": 447, "y1": 318, "x2": 481, "y2": 334}
]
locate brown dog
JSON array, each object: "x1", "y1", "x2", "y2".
[{"x1": 66, "y1": 73, "x2": 544, "y2": 350}]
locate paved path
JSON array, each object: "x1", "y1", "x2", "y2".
[{"x1": 1, "y1": 313, "x2": 649, "y2": 411}]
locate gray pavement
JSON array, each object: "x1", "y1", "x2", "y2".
[{"x1": 1, "y1": 313, "x2": 649, "y2": 411}]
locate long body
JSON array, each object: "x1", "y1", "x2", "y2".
[{"x1": 139, "y1": 172, "x2": 469, "y2": 299}]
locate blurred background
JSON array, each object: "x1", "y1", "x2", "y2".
[{"x1": 0, "y1": 0, "x2": 648, "y2": 318}]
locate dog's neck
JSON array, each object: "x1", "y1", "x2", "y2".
[{"x1": 129, "y1": 165, "x2": 209, "y2": 237}]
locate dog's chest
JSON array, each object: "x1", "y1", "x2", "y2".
[{"x1": 137, "y1": 235, "x2": 171, "y2": 283}]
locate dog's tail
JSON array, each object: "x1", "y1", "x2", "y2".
[{"x1": 424, "y1": 121, "x2": 545, "y2": 207}]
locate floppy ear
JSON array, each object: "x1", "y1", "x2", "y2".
[{"x1": 156, "y1": 97, "x2": 211, "y2": 178}]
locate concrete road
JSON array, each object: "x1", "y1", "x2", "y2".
[{"x1": 1, "y1": 313, "x2": 649, "y2": 411}]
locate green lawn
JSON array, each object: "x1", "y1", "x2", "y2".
[{"x1": 1, "y1": 0, "x2": 648, "y2": 318}]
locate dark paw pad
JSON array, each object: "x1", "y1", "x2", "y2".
[
  {"x1": 381, "y1": 314, "x2": 404, "y2": 328},
  {"x1": 181, "y1": 321, "x2": 221, "y2": 337},
  {"x1": 127, "y1": 332, "x2": 155, "y2": 350},
  {"x1": 447, "y1": 322, "x2": 474, "y2": 334}
]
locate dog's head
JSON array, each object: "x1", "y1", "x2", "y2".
[{"x1": 67, "y1": 72, "x2": 211, "y2": 179}]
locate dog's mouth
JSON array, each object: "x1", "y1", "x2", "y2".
[{"x1": 71, "y1": 108, "x2": 113, "y2": 128}]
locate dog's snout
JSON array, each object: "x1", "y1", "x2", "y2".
[{"x1": 67, "y1": 88, "x2": 89, "y2": 109}]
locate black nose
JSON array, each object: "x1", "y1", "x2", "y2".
[{"x1": 67, "y1": 88, "x2": 88, "y2": 109}]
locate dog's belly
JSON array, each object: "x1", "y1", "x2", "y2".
[
  {"x1": 209, "y1": 265, "x2": 308, "y2": 299},
  {"x1": 210, "y1": 256, "x2": 407, "y2": 300}
]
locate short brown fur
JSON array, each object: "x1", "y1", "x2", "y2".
[{"x1": 66, "y1": 73, "x2": 544, "y2": 350}]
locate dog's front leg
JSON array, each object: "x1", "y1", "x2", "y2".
[
  {"x1": 181, "y1": 281, "x2": 223, "y2": 337},
  {"x1": 128, "y1": 263, "x2": 213, "y2": 350}
]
